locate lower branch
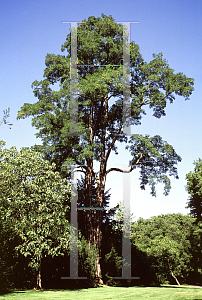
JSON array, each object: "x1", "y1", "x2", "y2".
[{"x1": 106, "y1": 153, "x2": 143, "y2": 175}]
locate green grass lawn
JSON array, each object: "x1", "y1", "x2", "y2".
[{"x1": 0, "y1": 285, "x2": 202, "y2": 300}]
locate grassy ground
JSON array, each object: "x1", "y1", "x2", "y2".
[{"x1": 0, "y1": 285, "x2": 202, "y2": 300}]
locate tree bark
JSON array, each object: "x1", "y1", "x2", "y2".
[
  {"x1": 85, "y1": 166, "x2": 104, "y2": 285},
  {"x1": 166, "y1": 257, "x2": 180, "y2": 286},
  {"x1": 85, "y1": 100, "x2": 103, "y2": 285},
  {"x1": 36, "y1": 257, "x2": 42, "y2": 289},
  {"x1": 85, "y1": 160, "x2": 93, "y2": 245},
  {"x1": 91, "y1": 97, "x2": 108, "y2": 285},
  {"x1": 170, "y1": 269, "x2": 180, "y2": 286},
  {"x1": 85, "y1": 96, "x2": 108, "y2": 285},
  {"x1": 94, "y1": 181, "x2": 104, "y2": 285}
]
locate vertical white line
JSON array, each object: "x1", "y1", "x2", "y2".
[
  {"x1": 69, "y1": 165, "x2": 78, "y2": 278},
  {"x1": 70, "y1": 22, "x2": 78, "y2": 136},
  {"x1": 123, "y1": 23, "x2": 131, "y2": 136},
  {"x1": 122, "y1": 166, "x2": 131, "y2": 278},
  {"x1": 114, "y1": 164, "x2": 139, "y2": 279}
]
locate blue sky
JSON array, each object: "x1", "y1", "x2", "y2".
[{"x1": 1, "y1": 0, "x2": 202, "y2": 220}]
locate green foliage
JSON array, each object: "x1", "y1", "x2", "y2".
[
  {"x1": 104, "y1": 247, "x2": 122, "y2": 286},
  {"x1": 0, "y1": 108, "x2": 13, "y2": 128},
  {"x1": 126, "y1": 134, "x2": 182, "y2": 196},
  {"x1": 131, "y1": 214, "x2": 201, "y2": 284},
  {"x1": 0, "y1": 142, "x2": 71, "y2": 287},
  {"x1": 0, "y1": 217, "x2": 18, "y2": 291},
  {"x1": 17, "y1": 13, "x2": 194, "y2": 189},
  {"x1": 16, "y1": 13, "x2": 195, "y2": 285},
  {"x1": 186, "y1": 159, "x2": 202, "y2": 222},
  {"x1": 78, "y1": 237, "x2": 99, "y2": 284},
  {"x1": 111, "y1": 201, "x2": 134, "y2": 232}
]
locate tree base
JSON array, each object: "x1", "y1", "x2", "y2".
[
  {"x1": 33, "y1": 287, "x2": 43, "y2": 290},
  {"x1": 93, "y1": 277, "x2": 103, "y2": 287}
]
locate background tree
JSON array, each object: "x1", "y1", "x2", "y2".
[
  {"x1": 186, "y1": 159, "x2": 202, "y2": 279},
  {"x1": 186, "y1": 159, "x2": 202, "y2": 222},
  {"x1": 0, "y1": 143, "x2": 71, "y2": 289},
  {"x1": 17, "y1": 14, "x2": 194, "y2": 284},
  {"x1": 146, "y1": 235, "x2": 181, "y2": 286},
  {"x1": 131, "y1": 213, "x2": 202, "y2": 285}
]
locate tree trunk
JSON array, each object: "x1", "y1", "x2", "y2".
[
  {"x1": 92, "y1": 179, "x2": 105, "y2": 285},
  {"x1": 84, "y1": 100, "x2": 104, "y2": 285},
  {"x1": 93, "y1": 93, "x2": 108, "y2": 285},
  {"x1": 89, "y1": 211, "x2": 103, "y2": 285},
  {"x1": 85, "y1": 165, "x2": 104, "y2": 285},
  {"x1": 85, "y1": 98, "x2": 107, "y2": 285},
  {"x1": 166, "y1": 257, "x2": 180, "y2": 286},
  {"x1": 170, "y1": 269, "x2": 180, "y2": 286},
  {"x1": 35, "y1": 257, "x2": 42, "y2": 289}
]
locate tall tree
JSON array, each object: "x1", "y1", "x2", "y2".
[
  {"x1": 17, "y1": 14, "x2": 194, "y2": 284},
  {"x1": 186, "y1": 159, "x2": 202, "y2": 222}
]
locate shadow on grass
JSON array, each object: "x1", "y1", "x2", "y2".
[{"x1": 0, "y1": 289, "x2": 26, "y2": 296}]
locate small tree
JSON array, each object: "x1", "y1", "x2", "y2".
[{"x1": 0, "y1": 143, "x2": 71, "y2": 289}]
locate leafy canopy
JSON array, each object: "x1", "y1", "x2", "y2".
[
  {"x1": 186, "y1": 159, "x2": 202, "y2": 222},
  {"x1": 131, "y1": 213, "x2": 201, "y2": 284},
  {"x1": 0, "y1": 142, "x2": 71, "y2": 271},
  {"x1": 17, "y1": 13, "x2": 194, "y2": 195}
]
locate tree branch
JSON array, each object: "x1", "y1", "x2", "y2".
[
  {"x1": 106, "y1": 153, "x2": 143, "y2": 175},
  {"x1": 73, "y1": 165, "x2": 100, "y2": 186},
  {"x1": 105, "y1": 121, "x2": 123, "y2": 165}
]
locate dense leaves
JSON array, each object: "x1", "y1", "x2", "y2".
[
  {"x1": 17, "y1": 14, "x2": 194, "y2": 185},
  {"x1": 186, "y1": 159, "x2": 202, "y2": 222},
  {"x1": 126, "y1": 134, "x2": 182, "y2": 196},
  {"x1": 0, "y1": 142, "x2": 71, "y2": 288},
  {"x1": 16, "y1": 13, "x2": 194, "y2": 283},
  {"x1": 131, "y1": 214, "x2": 202, "y2": 285}
]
